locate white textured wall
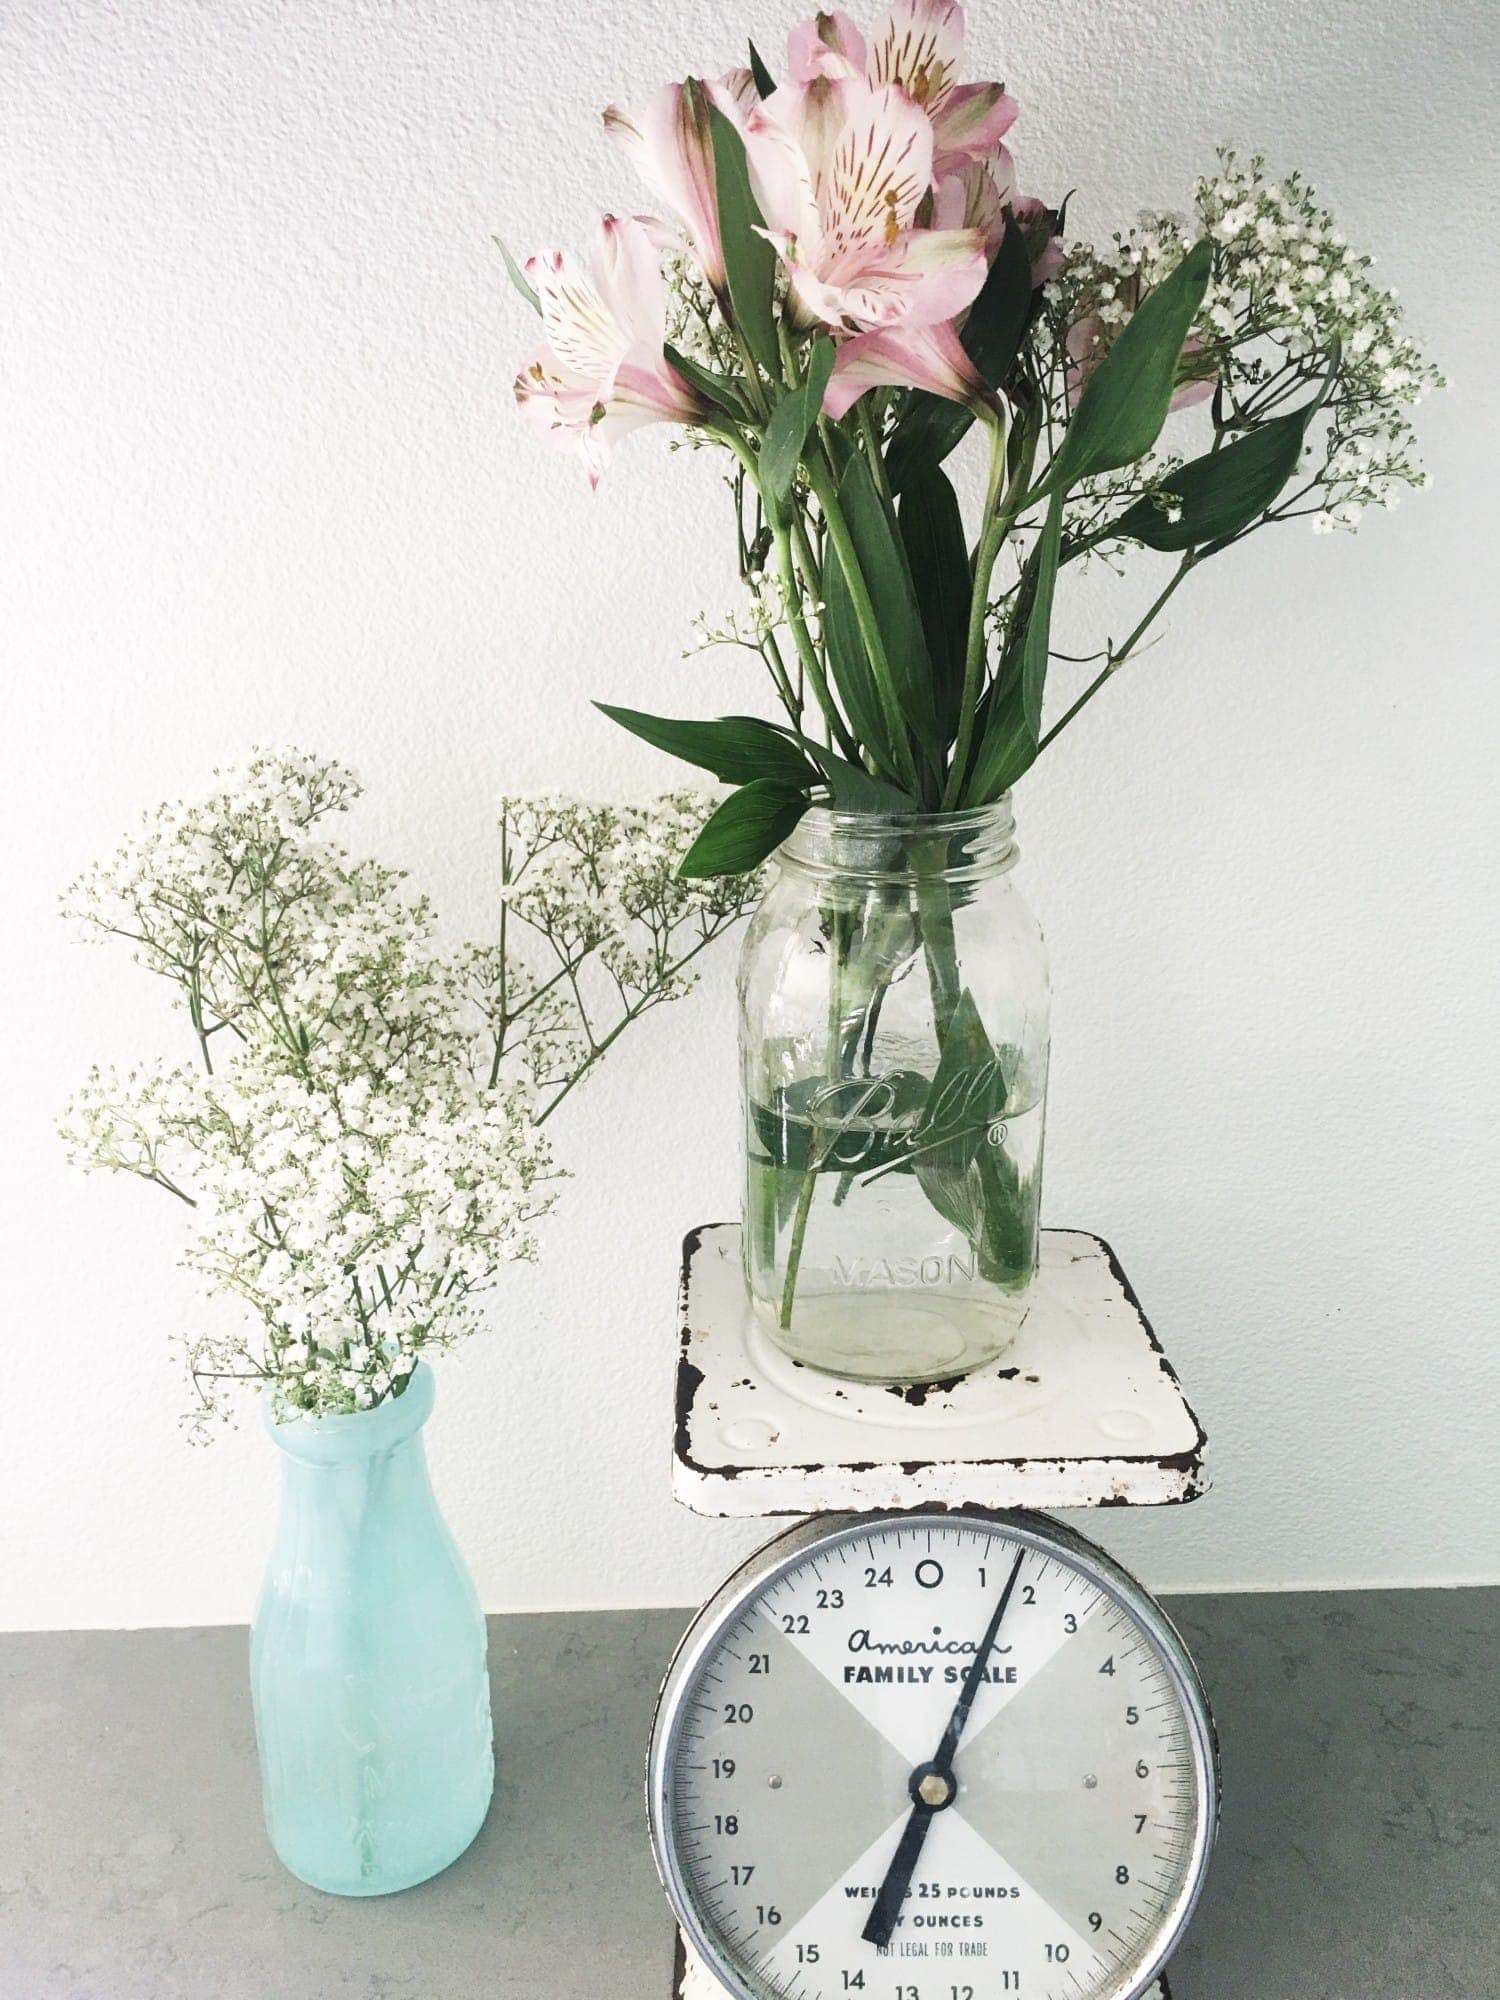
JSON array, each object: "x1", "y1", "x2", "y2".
[{"x1": 2, "y1": 0, "x2": 1497, "y2": 1631}]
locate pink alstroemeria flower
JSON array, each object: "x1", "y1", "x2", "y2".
[
  {"x1": 1011, "y1": 194, "x2": 1064, "y2": 284},
  {"x1": 823, "y1": 318, "x2": 999, "y2": 419},
  {"x1": 934, "y1": 163, "x2": 1063, "y2": 284},
  {"x1": 786, "y1": 0, "x2": 1017, "y2": 176},
  {"x1": 741, "y1": 74, "x2": 988, "y2": 334},
  {"x1": 603, "y1": 72, "x2": 758, "y2": 299},
  {"x1": 933, "y1": 151, "x2": 1015, "y2": 255},
  {"x1": 786, "y1": 8, "x2": 866, "y2": 79},
  {"x1": 514, "y1": 215, "x2": 706, "y2": 488}
]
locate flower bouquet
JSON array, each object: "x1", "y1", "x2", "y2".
[{"x1": 507, "y1": 1, "x2": 1439, "y2": 1379}]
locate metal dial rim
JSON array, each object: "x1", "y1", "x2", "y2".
[{"x1": 647, "y1": 1508, "x2": 1219, "y2": 2000}]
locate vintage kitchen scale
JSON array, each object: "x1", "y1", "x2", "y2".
[{"x1": 647, "y1": 1225, "x2": 1217, "y2": 2000}]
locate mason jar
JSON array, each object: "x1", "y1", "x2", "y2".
[{"x1": 739, "y1": 802, "x2": 1049, "y2": 1384}]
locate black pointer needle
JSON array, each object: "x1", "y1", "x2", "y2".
[{"x1": 861, "y1": 1548, "x2": 1026, "y2": 1950}]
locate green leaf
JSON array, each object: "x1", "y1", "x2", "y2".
[
  {"x1": 1105, "y1": 344, "x2": 1341, "y2": 552},
  {"x1": 886, "y1": 218, "x2": 1034, "y2": 491},
  {"x1": 664, "y1": 345, "x2": 751, "y2": 422},
  {"x1": 831, "y1": 451, "x2": 942, "y2": 761},
  {"x1": 595, "y1": 705, "x2": 822, "y2": 789},
  {"x1": 495, "y1": 234, "x2": 539, "y2": 313},
  {"x1": 803, "y1": 746, "x2": 917, "y2": 813},
  {"x1": 898, "y1": 462, "x2": 970, "y2": 742},
  {"x1": 758, "y1": 723, "x2": 917, "y2": 812},
  {"x1": 603, "y1": 698, "x2": 918, "y2": 823},
  {"x1": 885, "y1": 397, "x2": 971, "y2": 495},
  {"x1": 677, "y1": 780, "x2": 809, "y2": 878},
  {"x1": 958, "y1": 684, "x2": 1030, "y2": 808},
  {"x1": 966, "y1": 218, "x2": 1036, "y2": 381},
  {"x1": 909, "y1": 992, "x2": 1035, "y2": 1285},
  {"x1": 708, "y1": 105, "x2": 779, "y2": 378},
  {"x1": 960, "y1": 493, "x2": 1063, "y2": 803},
  {"x1": 759, "y1": 339, "x2": 836, "y2": 505},
  {"x1": 907, "y1": 987, "x2": 1015, "y2": 1237},
  {"x1": 919, "y1": 1120, "x2": 1035, "y2": 1284},
  {"x1": 1035, "y1": 238, "x2": 1214, "y2": 502},
  {"x1": 1108, "y1": 418, "x2": 1303, "y2": 552},
  {"x1": 917, "y1": 989, "x2": 1010, "y2": 1163},
  {"x1": 748, "y1": 40, "x2": 776, "y2": 96}
]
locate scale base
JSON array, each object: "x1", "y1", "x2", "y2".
[{"x1": 673, "y1": 1930, "x2": 1172, "y2": 1999}]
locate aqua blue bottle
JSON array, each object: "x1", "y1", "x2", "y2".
[{"x1": 250, "y1": 1364, "x2": 493, "y2": 1895}]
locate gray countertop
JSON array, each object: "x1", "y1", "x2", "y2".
[{"x1": 1, "y1": 1588, "x2": 1496, "y2": 1999}]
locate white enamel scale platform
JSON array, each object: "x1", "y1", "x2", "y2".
[
  {"x1": 673, "y1": 1225, "x2": 1207, "y2": 1516},
  {"x1": 661, "y1": 1223, "x2": 1208, "y2": 2000}
]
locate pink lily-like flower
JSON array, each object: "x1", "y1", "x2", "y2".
[
  {"x1": 933, "y1": 151, "x2": 1016, "y2": 255},
  {"x1": 741, "y1": 74, "x2": 988, "y2": 333},
  {"x1": 513, "y1": 215, "x2": 707, "y2": 488},
  {"x1": 786, "y1": 8, "x2": 867, "y2": 80},
  {"x1": 933, "y1": 168, "x2": 1063, "y2": 287},
  {"x1": 823, "y1": 318, "x2": 1000, "y2": 419},
  {"x1": 603, "y1": 72, "x2": 758, "y2": 300},
  {"x1": 786, "y1": 0, "x2": 1017, "y2": 175},
  {"x1": 1011, "y1": 194, "x2": 1064, "y2": 285}
]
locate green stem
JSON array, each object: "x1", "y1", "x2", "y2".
[
  {"x1": 534, "y1": 925, "x2": 726, "y2": 1126},
  {"x1": 942, "y1": 415, "x2": 1024, "y2": 810},
  {"x1": 789, "y1": 508, "x2": 824, "y2": 603},
  {"x1": 718, "y1": 424, "x2": 858, "y2": 763},
  {"x1": 732, "y1": 327, "x2": 772, "y2": 422},
  {"x1": 807, "y1": 457, "x2": 922, "y2": 794},
  {"x1": 772, "y1": 517, "x2": 861, "y2": 763},
  {"x1": 771, "y1": 331, "x2": 830, "y2": 622},
  {"x1": 758, "y1": 627, "x2": 801, "y2": 723},
  {"x1": 778, "y1": 1150, "x2": 821, "y2": 1329},
  {"x1": 916, "y1": 878, "x2": 961, "y2": 1046},
  {"x1": 777, "y1": 898, "x2": 851, "y2": 1330},
  {"x1": 856, "y1": 398, "x2": 897, "y2": 518},
  {"x1": 487, "y1": 817, "x2": 511, "y2": 1089},
  {"x1": 913, "y1": 860, "x2": 1031, "y2": 1288},
  {"x1": 187, "y1": 964, "x2": 215, "y2": 1077},
  {"x1": 1036, "y1": 555, "x2": 1195, "y2": 754},
  {"x1": 143, "y1": 1167, "x2": 197, "y2": 1207}
]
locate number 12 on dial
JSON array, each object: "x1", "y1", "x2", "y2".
[{"x1": 648, "y1": 1511, "x2": 1217, "y2": 2000}]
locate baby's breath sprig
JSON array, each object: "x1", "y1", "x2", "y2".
[
  {"x1": 1043, "y1": 153, "x2": 1443, "y2": 545},
  {"x1": 61, "y1": 756, "x2": 755, "y2": 1432},
  {"x1": 1002, "y1": 153, "x2": 1445, "y2": 746}
]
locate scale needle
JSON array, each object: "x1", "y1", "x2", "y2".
[{"x1": 860, "y1": 1548, "x2": 1026, "y2": 1951}]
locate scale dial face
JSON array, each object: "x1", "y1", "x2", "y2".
[{"x1": 649, "y1": 1512, "x2": 1216, "y2": 2000}]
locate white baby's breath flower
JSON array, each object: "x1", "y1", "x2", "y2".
[
  {"x1": 62, "y1": 754, "x2": 755, "y2": 1430},
  {"x1": 1046, "y1": 151, "x2": 1441, "y2": 543}
]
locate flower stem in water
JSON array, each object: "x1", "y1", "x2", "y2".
[
  {"x1": 778, "y1": 1147, "x2": 823, "y2": 1329},
  {"x1": 778, "y1": 897, "x2": 857, "y2": 1328}
]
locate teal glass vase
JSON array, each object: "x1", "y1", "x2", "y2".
[{"x1": 250, "y1": 1363, "x2": 493, "y2": 1895}]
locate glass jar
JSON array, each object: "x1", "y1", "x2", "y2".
[
  {"x1": 739, "y1": 802, "x2": 1049, "y2": 1384},
  {"x1": 251, "y1": 1364, "x2": 493, "y2": 1895}
]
